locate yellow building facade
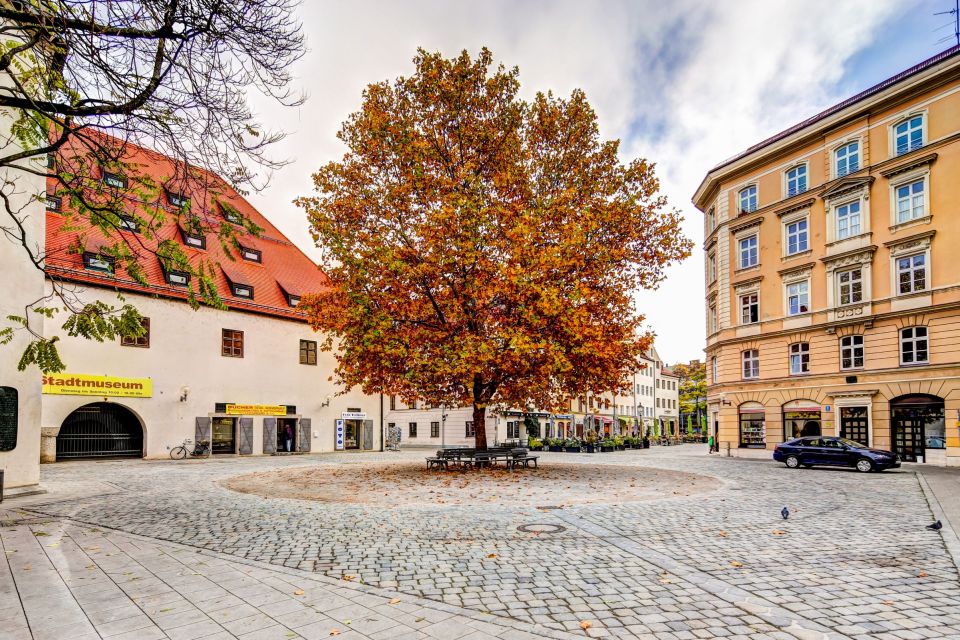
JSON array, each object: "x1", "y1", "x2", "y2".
[{"x1": 693, "y1": 46, "x2": 960, "y2": 466}]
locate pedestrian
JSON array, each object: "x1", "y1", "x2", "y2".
[
  {"x1": 708, "y1": 434, "x2": 715, "y2": 454},
  {"x1": 285, "y1": 423, "x2": 294, "y2": 452}
]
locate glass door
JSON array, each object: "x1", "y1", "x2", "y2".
[
  {"x1": 344, "y1": 420, "x2": 360, "y2": 449},
  {"x1": 839, "y1": 407, "x2": 869, "y2": 446},
  {"x1": 212, "y1": 417, "x2": 236, "y2": 454}
]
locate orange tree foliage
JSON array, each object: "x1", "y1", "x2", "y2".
[{"x1": 295, "y1": 48, "x2": 691, "y2": 449}]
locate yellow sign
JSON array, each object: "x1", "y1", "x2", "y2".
[
  {"x1": 225, "y1": 404, "x2": 287, "y2": 416},
  {"x1": 42, "y1": 373, "x2": 152, "y2": 398}
]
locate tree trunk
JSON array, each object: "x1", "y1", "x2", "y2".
[{"x1": 473, "y1": 403, "x2": 488, "y2": 450}]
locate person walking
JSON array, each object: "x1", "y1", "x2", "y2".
[{"x1": 708, "y1": 434, "x2": 715, "y2": 454}]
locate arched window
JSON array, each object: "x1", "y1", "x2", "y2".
[
  {"x1": 738, "y1": 402, "x2": 765, "y2": 449},
  {"x1": 782, "y1": 399, "x2": 821, "y2": 440},
  {"x1": 739, "y1": 185, "x2": 758, "y2": 214}
]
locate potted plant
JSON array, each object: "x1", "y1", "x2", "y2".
[
  {"x1": 583, "y1": 430, "x2": 599, "y2": 453},
  {"x1": 599, "y1": 438, "x2": 615, "y2": 452},
  {"x1": 563, "y1": 437, "x2": 582, "y2": 453},
  {"x1": 548, "y1": 438, "x2": 563, "y2": 452},
  {"x1": 611, "y1": 435, "x2": 625, "y2": 451},
  {"x1": 528, "y1": 437, "x2": 543, "y2": 451}
]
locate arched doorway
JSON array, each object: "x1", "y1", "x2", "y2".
[
  {"x1": 57, "y1": 402, "x2": 143, "y2": 459},
  {"x1": 890, "y1": 394, "x2": 945, "y2": 463}
]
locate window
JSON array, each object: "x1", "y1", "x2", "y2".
[
  {"x1": 389, "y1": 395, "x2": 396, "y2": 410},
  {"x1": 739, "y1": 185, "x2": 758, "y2": 214},
  {"x1": 231, "y1": 283, "x2": 254, "y2": 299},
  {"x1": 740, "y1": 293, "x2": 758, "y2": 324},
  {"x1": 507, "y1": 421, "x2": 520, "y2": 439},
  {"x1": 240, "y1": 246, "x2": 262, "y2": 263},
  {"x1": 46, "y1": 194, "x2": 62, "y2": 212},
  {"x1": 299, "y1": 339, "x2": 317, "y2": 365},
  {"x1": 789, "y1": 342, "x2": 809, "y2": 375},
  {"x1": 430, "y1": 421, "x2": 440, "y2": 438},
  {"x1": 900, "y1": 326, "x2": 928, "y2": 365},
  {"x1": 895, "y1": 180, "x2": 925, "y2": 223},
  {"x1": 739, "y1": 405, "x2": 765, "y2": 448},
  {"x1": 120, "y1": 317, "x2": 150, "y2": 348},
  {"x1": 840, "y1": 335, "x2": 864, "y2": 370},
  {"x1": 46, "y1": 154, "x2": 55, "y2": 169},
  {"x1": 786, "y1": 165, "x2": 807, "y2": 197},
  {"x1": 409, "y1": 422, "x2": 418, "y2": 437},
  {"x1": 707, "y1": 208, "x2": 716, "y2": 232},
  {"x1": 102, "y1": 171, "x2": 128, "y2": 189},
  {"x1": 220, "y1": 202, "x2": 242, "y2": 224},
  {"x1": 894, "y1": 115, "x2": 923, "y2": 155},
  {"x1": 709, "y1": 304, "x2": 717, "y2": 334},
  {"x1": 738, "y1": 235, "x2": 758, "y2": 269},
  {"x1": 835, "y1": 141, "x2": 859, "y2": 177},
  {"x1": 164, "y1": 269, "x2": 190, "y2": 287},
  {"x1": 786, "y1": 280, "x2": 809, "y2": 315},
  {"x1": 83, "y1": 252, "x2": 115, "y2": 274},
  {"x1": 711, "y1": 356, "x2": 718, "y2": 383},
  {"x1": 167, "y1": 191, "x2": 189, "y2": 208},
  {"x1": 896, "y1": 254, "x2": 926, "y2": 294},
  {"x1": 182, "y1": 231, "x2": 206, "y2": 249},
  {"x1": 222, "y1": 329, "x2": 244, "y2": 357},
  {"x1": 835, "y1": 201, "x2": 861, "y2": 239},
  {"x1": 286, "y1": 294, "x2": 300, "y2": 307},
  {"x1": 0, "y1": 386, "x2": 17, "y2": 452},
  {"x1": 119, "y1": 216, "x2": 140, "y2": 233},
  {"x1": 837, "y1": 268, "x2": 863, "y2": 305},
  {"x1": 785, "y1": 219, "x2": 808, "y2": 255},
  {"x1": 741, "y1": 349, "x2": 759, "y2": 379},
  {"x1": 707, "y1": 251, "x2": 716, "y2": 282}
]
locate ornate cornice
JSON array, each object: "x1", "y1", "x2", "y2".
[
  {"x1": 883, "y1": 229, "x2": 936, "y2": 248},
  {"x1": 775, "y1": 197, "x2": 817, "y2": 218},
  {"x1": 820, "y1": 176, "x2": 875, "y2": 201},
  {"x1": 878, "y1": 152, "x2": 938, "y2": 178},
  {"x1": 820, "y1": 245, "x2": 877, "y2": 266},
  {"x1": 778, "y1": 261, "x2": 816, "y2": 277}
]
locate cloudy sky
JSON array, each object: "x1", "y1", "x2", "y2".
[{"x1": 246, "y1": 0, "x2": 952, "y2": 364}]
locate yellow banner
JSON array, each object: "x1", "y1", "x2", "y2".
[
  {"x1": 225, "y1": 404, "x2": 287, "y2": 416},
  {"x1": 42, "y1": 373, "x2": 152, "y2": 398}
]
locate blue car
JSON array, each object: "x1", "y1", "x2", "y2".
[{"x1": 773, "y1": 436, "x2": 901, "y2": 473}]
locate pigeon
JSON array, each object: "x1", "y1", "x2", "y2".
[
  {"x1": 926, "y1": 520, "x2": 942, "y2": 531},
  {"x1": 781, "y1": 506, "x2": 790, "y2": 520}
]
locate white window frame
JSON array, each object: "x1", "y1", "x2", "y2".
[
  {"x1": 784, "y1": 163, "x2": 808, "y2": 198},
  {"x1": 785, "y1": 280, "x2": 810, "y2": 316},
  {"x1": 840, "y1": 335, "x2": 864, "y2": 370},
  {"x1": 707, "y1": 250, "x2": 717, "y2": 283},
  {"x1": 895, "y1": 253, "x2": 927, "y2": 295},
  {"x1": 894, "y1": 179, "x2": 925, "y2": 224},
  {"x1": 707, "y1": 207, "x2": 716, "y2": 233},
  {"x1": 739, "y1": 292, "x2": 759, "y2": 325},
  {"x1": 738, "y1": 234, "x2": 759, "y2": 270},
  {"x1": 899, "y1": 326, "x2": 929, "y2": 365},
  {"x1": 738, "y1": 185, "x2": 758, "y2": 214},
  {"x1": 836, "y1": 267, "x2": 863, "y2": 306},
  {"x1": 788, "y1": 342, "x2": 810, "y2": 375},
  {"x1": 834, "y1": 140, "x2": 860, "y2": 178},
  {"x1": 741, "y1": 349, "x2": 759, "y2": 380},
  {"x1": 890, "y1": 112, "x2": 926, "y2": 157},
  {"x1": 783, "y1": 213, "x2": 809, "y2": 256},
  {"x1": 888, "y1": 167, "x2": 931, "y2": 228},
  {"x1": 834, "y1": 199, "x2": 862, "y2": 240},
  {"x1": 709, "y1": 303, "x2": 717, "y2": 334}
]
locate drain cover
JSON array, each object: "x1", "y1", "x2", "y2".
[{"x1": 517, "y1": 523, "x2": 567, "y2": 534}]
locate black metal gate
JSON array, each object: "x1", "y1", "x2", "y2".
[{"x1": 57, "y1": 403, "x2": 143, "y2": 459}]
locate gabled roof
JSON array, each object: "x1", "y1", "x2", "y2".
[{"x1": 45, "y1": 135, "x2": 327, "y2": 322}]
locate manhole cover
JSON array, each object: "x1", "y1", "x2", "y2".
[{"x1": 517, "y1": 523, "x2": 567, "y2": 534}]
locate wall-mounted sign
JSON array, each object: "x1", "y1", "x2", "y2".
[
  {"x1": 824, "y1": 405, "x2": 831, "y2": 412},
  {"x1": 225, "y1": 404, "x2": 287, "y2": 416},
  {"x1": 335, "y1": 419, "x2": 344, "y2": 450},
  {"x1": 42, "y1": 373, "x2": 152, "y2": 398},
  {"x1": 341, "y1": 411, "x2": 366, "y2": 420}
]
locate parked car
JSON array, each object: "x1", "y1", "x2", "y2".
[{"x1": 773, "y1": 436, "x2": 900, "y2": 472}]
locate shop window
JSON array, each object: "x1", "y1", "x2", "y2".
[
  {"x1": 0, "y1": 386, "x2": 17, "y2": 452},
  {"x1": 430, "y1": 421, "x2": 440, "y2": 438},
  {"x1": 83, "y1": 252, "x2": 115, "y2": 275},
  {"x1": 222, "y1": 329, "x2": 244, "y2": 358},
  {"x1": 738, "y1": 403, "x2": 765, "y2": 449},
  {"x1": 507, "y1": 421, "x2": 519, "y2": 439},
  {"x1": 900, "y1": 326, "x2": 928, "y2": 365},
  {"x1": 299, "y1": 339, "x2": 317, "y2": 365},
  {"x1": 465, "y1": 421, "x2": 475, "y2": 437},
  {"x1": 409, "y1": 422, "x2": 417, "y2": 437},
  {"x1": 120, "y1": 317, "x2": 150, "y2": 348},
  {"x1": 840, "y1": 335, "x2": 864, "y2": 370},
  {"x1": 783, "y1": 401, "x2": 821, "y2": 440},
  {"x1": 788, "y1": 342, "x2": 809, "y2": 375}
]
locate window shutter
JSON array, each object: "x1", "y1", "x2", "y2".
[
  {"x1": 363, "y1": 420, "x2": 374, "y2": 450},
  {"x1": 238, "y1": 417, "x2": 253, "y2": 454},
  {"x1": 298, "y1": 418, "x2": 311, "y2": 452},
  {"x1": 195, "y1": 417, "x2": 211, "y2": 456},
  {"x1": 263, "y1": 418, "x2": 277, "y2": 454}
]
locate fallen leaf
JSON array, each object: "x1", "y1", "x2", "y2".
[
  {"x1": 342, "y1": 575, "x2": 355, "y2": 581},
  {"x1": 718, "y1": 531, "x2": 727, "y2": 537},
  {"x1": 881, "y1": 600, "x2": 895, "y2": 605},
  {"x1": 580, "y1": 620, "x2": 593, "y2": 630},
  {"x1": 389, "y1": 598, "x2": 401, "y2": 604},
  {"x1": 772, "y1": 530, "x2": 786, "y2": 536},
  {"x1": 329, "y1": 631, "x2": 340, "y2": 636},
  {"x1": 293, "y1": 590, "x2": 305, "y2": 596},
  {"x1": 487, "y1": 553, "x2": 497, "y2": 559},
  {"x1": 730, "y1": 561, "x2": 743, "y2": 568},
  {"x1": 917, "y1": 571, "x2": 928, "y2": 578}
]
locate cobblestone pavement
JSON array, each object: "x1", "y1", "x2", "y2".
[{"x1": 3, "y1": 446, "x2": 960, "y2": 640}]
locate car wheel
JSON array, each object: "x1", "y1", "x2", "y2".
[
  {"x1": 785, "y1": 455, "x2": 800, "y2": 469},
  {"x1": 856, "y1": 458, "x2": 874, "y2": 473}
]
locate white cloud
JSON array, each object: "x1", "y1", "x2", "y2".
[{"x1": 247, "y1": 0, "x2": 901, "y2": 363}]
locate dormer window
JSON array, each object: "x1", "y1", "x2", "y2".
[
  {"x1": 167, "y1": 190, "x2": 189, "y2": 209},
  {"x1": 182, "y1": 231, "x2": 205, "y2": 249},
  {"x1": 164, "y1": 269, "x2": 191, "y2": 286},
  {"x1": 240, "y1": 246, "x2": 261, "y2": 263},
  {"x1": 46, "y1": 154, "x2": 55, "y2": 169},
  {"x1": 102, "y1": 171, "x2": 128, "y2": 189},
  {"x1": 220, "y1": 202, "x2": 242, "y2": 225},
  {"x1": 46, "y1": 194, "x2": 61, "y2": 211},
  {"x1": 287, "y1": 294, "x2": 300, "y2": 307},
  {"x1": 83, "y1": 252, "x2": 115, "y2": 274},
  {"x1": 119, "y1": 215, "x2": 140, "y2": 233},
  {"x1": 232, "y1": 283, "x2": 253, "y2": 299}
]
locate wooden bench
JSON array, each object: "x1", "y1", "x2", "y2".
[{"x1": 425, "y1": 456, "x2": 448, "y2": 470}]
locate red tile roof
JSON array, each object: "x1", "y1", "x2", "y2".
[{"x1": 45, "y1": 136, "x2": 327, "y2": 322}]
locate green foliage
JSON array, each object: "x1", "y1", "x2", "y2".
[
  {"x1": 60, "y1": 301, "x2": 145, "y2": 344},
  {"x1": 17, "y1": 337, "x2": 65, "y2": 373},
  {"x1": 523, "y1": 413, "x2": 541, "y2": 438}
]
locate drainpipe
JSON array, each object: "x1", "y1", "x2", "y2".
[{"x1": 379, "y1": 393, "x2": 384, "y2": 452}]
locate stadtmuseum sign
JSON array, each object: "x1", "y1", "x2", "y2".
[{"x1": 42, "y1": 373, "x2": 153, "y2": 398}]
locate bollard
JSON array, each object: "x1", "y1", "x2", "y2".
[{"x1": 725, "y1": 441, "x2": 731, "y2": 457}]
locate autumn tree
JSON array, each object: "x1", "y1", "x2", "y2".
[
  {"x1": 0, "y1": 0, "x2": 304, "y2": 371},
  {"x1": 673, "y1": 361, "x2": 707, "y2": 418},
  {"x1": 297, "y1": 48, "x2": 691, "y2": 450}
]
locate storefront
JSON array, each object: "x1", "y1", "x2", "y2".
[
  {"x1": 891, "y1": 394, "x2": 945, "y2": 463},
  {"x1": 783, "y1": 400, "x2": 821, "y2": 440},
  {"x1": 738, "y1": 402, "x2": 765, "y2": 449},
  {"x1": 336, "y1": 410, "x2": 373, "y2": 450}
]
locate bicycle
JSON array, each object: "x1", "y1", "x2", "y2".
[{"x1": 169, "y1": 438, "x2": 210, "y2": 459}]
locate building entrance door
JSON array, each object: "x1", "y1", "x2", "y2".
[
  {"x1": 344, "y1": 419, "x2": 361, "y2": 449},
  {"x1": 57, "y1": 402, "x2": 143, "y2": 459},
  {"x1": 276, "y1": 418, "x2": 297, "y2": 453},
  {"x1": 212, "y1": 417, "x2": 236, "y2": 454},
  {"x1": 839, "y1": 407, "x2": 869, "y2": 446},
  {"x1": 891, "y1": 394, "x2": 944, "y2": 463}
]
